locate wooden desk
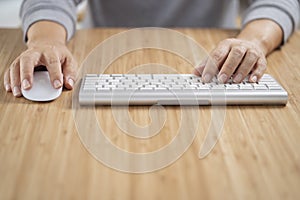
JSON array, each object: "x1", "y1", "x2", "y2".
[{"x1": 0, "y1": 28, "x2": 300, "y2": 200}]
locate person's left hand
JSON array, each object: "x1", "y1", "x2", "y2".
[{"x1": 193, "y1": 38, "x2": 267, "y2": 83}]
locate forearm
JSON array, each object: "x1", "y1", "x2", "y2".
[
  {"x1": 237, "y1": 19, "x2": 283, "y2": 56},
  {"x1": 27, "y1": 21, "x2": 67, "y2": 46}
]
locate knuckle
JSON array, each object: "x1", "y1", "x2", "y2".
[
  {"x1": 65, "y1": 56, "x2": 76, "y2": 66},
  {"x1": 4, "y1": 69, "x2": 10, "y2": 82},
  {"x1": 237, "y1": 71, "x2": 247, "y2": 77},
  {"x1": 232, "y1": 46, "x2": 246, "y2": 57},
  {"x1": 42, "y1": 51, "x2": 60, "y2": 66},
  {"x1": 223, "y1": 38, "x2": 235, "y2": 44},
  {"x1": 259, "y1": 57, "x2": 267, "y2": 65},
  {"x1": 261, "y1": 62, "x2": 267, "y2": 70},
  {"x1": 212, "y1": 49, "x2": 226, "y2": 63},
  {"x1": 236, "y1": 65, "x2": 248, "y2": 74},
  {"x1": 225, "y1": 63, "x2": 237, "y2": 71},
  {"x1": 255, "y1": 67, "x2": 266, "y2": 77},
  {"x1": 20, "y1": 67, "x2": 33, "y2": 77},
  {"x1": 62, "y1": 57, "x2": 77, "y2": 77},
  {"x1": 10, "y1": 60, "x2": 19, "y2": 69},
  {"x1": 9, "y1": 60, "x2": 20, "y2": 83},
  {"x1": 47, "y1": 57, "x2": 60, "y2": 65},
  {"x1": 10, "y1": 72, "x2": 20, "y2": 85},
  {"x1": 19, "y1": 57, "x2": 35, "y2": 77},
  {"x1": 247, "y1": 50, "x2": 259, "y2": 60},
  {"x1": 260, "y1": 65, "x2": 267, "y2": 72},
  {"x1": 257, "y1": 59, "x2": 267, "y2": 69}
]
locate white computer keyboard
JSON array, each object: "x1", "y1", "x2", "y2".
[{"x1": 78, "y1": 74, "x2": 288, "y2": 105}]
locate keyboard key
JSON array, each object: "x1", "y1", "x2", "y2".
[
  {"x1": 253, "y1": 84, "x2": 268, "y2": 90},
  {"x1": 226, "y1": 84, "x2": 239, "y2": 90},
  {"x1": 239, "y1": 84, "x2": 253, "y2": 90}
]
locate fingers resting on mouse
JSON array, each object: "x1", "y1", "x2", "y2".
[
  {"x1": 193, "y1": 38, "x2": 267, "y2": 83},
  {"x1": 4, "y1": 41, "x2": 77, "y2": 97}
]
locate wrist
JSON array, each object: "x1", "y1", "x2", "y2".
[
  {"x1": 27, "y1": 38, "x2": 65, "y2": 49},
  {"x1": 27, "y1": 21, "x2": 67, "y2": 46},
  {"x1": 237, "y1": 19, "x2": 283, "y2": 56}
]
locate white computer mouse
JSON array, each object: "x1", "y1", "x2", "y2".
[{"x1": 21, "y1": 71, "x2": 62, "y2": 102}]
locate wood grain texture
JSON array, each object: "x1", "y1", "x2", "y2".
[{"x1": 0, "y1": 28, "x2": 300, "y2": 200}]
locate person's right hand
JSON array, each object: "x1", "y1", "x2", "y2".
[
  {"x1": 3, "y1": 21, "x2": 77, "y2": 97},
  {"x1": 4, "y1": 40, "x2": 77, "y2": 97}
]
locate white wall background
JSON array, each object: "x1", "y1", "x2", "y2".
[
  {"x1": 0, "y1": 0, "x2": 91, "y2": 28},
  {"x1": 0, "y1": 0, "x2": 22, "y2": 28}
]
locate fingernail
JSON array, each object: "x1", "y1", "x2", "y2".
[
  {"x1": 251, "y1": 75, "x2": 258, "y2": 82},
  {"x1": 5, "y1": 84, "x2": 11, "y2": 92},
  {"x1": 13, "y1": 86, "x2": 21, "y2": 97},
  {"x1": 233, "y1": 73, "x2": 243, "y2": 83},
  {"x1": 68, "y1": 78, "x2": 74, "y2": 87},
  {"x1": 218, "y1": 73, "x2": 228, "y2": 83},
  {"x1": 22, "y1": 79, "x2": 31, "y2": 90},
  {"x1": 203, "y1": 74, "x2": 212, "y2": 82},
  {"x1": 53, "y1": 79, "x2": 62, "y2": 89}
]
